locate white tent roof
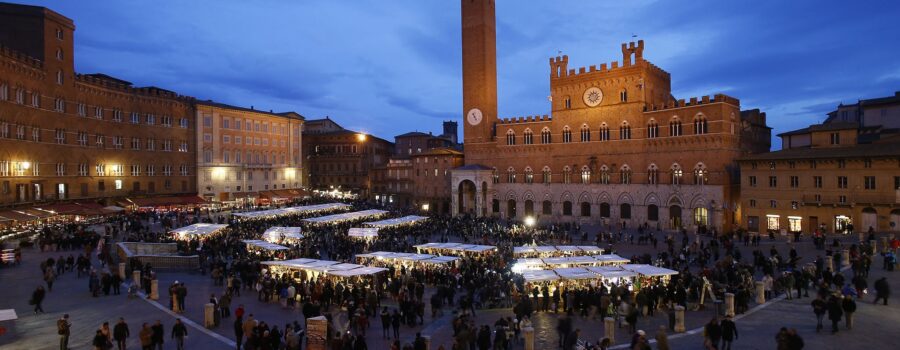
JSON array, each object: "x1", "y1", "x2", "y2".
[
  {"x1": 302, "y1": 209, "x2": 388, "y2": 224},
  {"x1": 522, "y1": 269, "x2": 560, "y2": 283},
  {"x1": 233, "y1": 203, "x2": 350, "y2": 219},
  {"x1": 586, "y1": 266, "x2": 639, "y2": 279},
  {"x1": 621, "y1": 264, "x2": 679, "y2": 277},
  {"x1": 327, "y1": 266, "x2": 389, "y2": 277},
  {"x1": 553, "y1": 267, "x2": 598, "y2": 280},
  {"x1": 262, "y1": 227, "x2": 304, "y2": 242},
  {"x1": 593, "y1": 254, "x2": 630, "y2": 264},
  {"x1": 577, "y1": 246, "x2": 605, "y2": 254},
  {"x1": 170, "y1": 223, "x2": 228, "y2": 239},
  {"x1": 364, "y1": 215, "x2": 428, "y2": 228},
  {"x1": 262, "y1": 258, "x2": 317, "y2": 269},
  {"x1": 0, "y1": 309, "x2": 17, "y2": 322},
  {"x1": 243, "y1": 239, "x2": 290, "y2": 251},
  {"x1": 348, "y1": 227, "x2": 379, "y2": 238},
  {"x1": 513, "y1": 246, "x2": 536, "y2": 255},
  {"x1": 425, "y1": 256, "x2": 459, "y2": 264},
  {"x1": 413, "y1": 242, "x2": 462, "y2": 250}
]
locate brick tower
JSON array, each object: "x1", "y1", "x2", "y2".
[{"x1": 461, "y1": 0, "x2": 498, "y2": 148}]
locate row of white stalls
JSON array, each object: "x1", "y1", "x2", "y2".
[
  {"x1": 413, "y1": 242, "x2": 498, "y2": 257},
  {"x1": 355, "y1": 251, "x2": 459, "y2": 275},
  {"x1": 512, "y1": 245, "x2": 605, "y2": 258},
  {"x1": 345, "y1": 215, "x2": 430, "y2": 241},
  {"x1": 261, "y1": 258, "x2": 388, "y2": 286},
  {"x1": 520, "y1": 264, "x2": 679, "y2": 296},
  {"x1": 301, "y1": 209, "x2": 389, "y2": 225},
  {"x1": 262, "y1": 227, "x2": 304, "y2": 244},
  {"x1": 231, "y1": 203, "x2": 351, "y2": 221},
  {"x1": 170, "y1": 223, "x2": 229, "y2": 241},
  {"x1": 512, "y1": 254, "x2": 631, "y2": 272}
]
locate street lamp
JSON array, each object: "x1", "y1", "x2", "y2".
[
  {"x1": 524, "y1": 216, "x2": 535, "y2": 227},
  {"x1": 21, "y1": 161, "x2": 31, "y2": 170},
  {"x1": 356, "y1": 133, "x2": 367, "y2": 142}
]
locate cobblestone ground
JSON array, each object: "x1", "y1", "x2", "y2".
[{"x1": 1, "y1": 223, "x2": 897, "y2": 350}]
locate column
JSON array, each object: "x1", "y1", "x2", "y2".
[
  {"x1": 674, "y1": 306, "x2": 686, "y2": 333},
  {"x1": 118, "y1": 263, "x2": 126, "y2": 280},
  {"x1": 523, "y1": 327, "x2": 535, "y2": 350},
  {"x1": 423, "y1": 336, "x2": 431, "y2": 350},
  {"x1": 841, "y1": 249, "x2": 850, "y2": 268},
  {"x1": 150, "y1": 279, "x2": 159, "y2": 300},
  {"x1": 755, "y1": 281, "x2": 766, "y2": 304},
  {"x1": 824, "y1": 255, "x2": 833, "y2": 272},
  {"x1": 603, "y1": 317, "x2": 616, "y2": 344},
  {"x1": 132, "y1": 270, "x2": 141, "y2": 289},
  {"x1": 724, "y1": 293, "x2": 735, "y2": 317},
  {"x1": 881, "y1": 237, "x2": 889, "y2": 253},
  {"x1": 204, "y1": 303, "x2": 215, "y2": 328}
]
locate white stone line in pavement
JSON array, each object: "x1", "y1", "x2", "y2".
[
  {"x1": 609, "y1": 265, "x2": 852, "y2": 349},
  {"x1": 131, "y1": 285, "x2": 237, "y2": 348}
]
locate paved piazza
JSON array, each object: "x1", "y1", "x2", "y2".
[{"x1": 1, "y1": 217, "x2": 897, "y2": 350}]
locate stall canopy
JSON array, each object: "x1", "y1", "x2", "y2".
[
  {"x1": 261, "y1": 258, "x2": 387, "y2": 277},
  {"x1": 554, "y1": 267, "x2": 599, "y2": 280},
  {"x1": 586, "y1": 266, "x2": 639, "y2": 279},
  {"x1": 129, "y1": 195, "x2": 208, "y2": 208},
  {"x1": 413, "y1": 242, "x2": 497, "y2": 256},
  {"x1": 512, "y1": 244, "x2": 604, "y2": 258},
  {"x1": 363, "y1": 215, "x2": 428, "y2": 228},
  {"x1": 521, "y1": 269, "x2": 560, "y2": 283},
  {"x1": 243, "y1": 239, "x2": 290, "y2": 251},
  {"x1": 348, "y1": 227, "x2": 379, "y2": 239},
  {"x1": 513, "y1": 254, "x2": 630, "y2": 272},
  {"x1": 621, "y1": 264, "x2": 679, "y2": 277},
  {"x1": 302, "y1": 209, "x2": 388, "y2": 224},
  {"x1": 356, "y1": 251, "x2": 460, "y2": 265},
  {"x1": 170, "y1": 223, "x2": 228, "y2": 240},
  {"x1": 233, "y1": 203, "x2": 351, "y2": 219},
  {"x1": 262, "y1": 227, "x2": 304, "y2": 243}
]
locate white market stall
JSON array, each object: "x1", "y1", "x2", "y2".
[
  {"x1": 414, "y1": 242, "x2": 498, "y2": 257},
  {"x1": 262, "y1": 227, "x2": 304, "y2": 244},
  {"x1": 261, "y1": 258, "x2": 388, "y2": 287},
  {"x1": 356, "y1": 251, "x2": 460, "y2": 273},
  {"x1": 512, "y1": 254, "x2": 630, "y2": 272},
  {"x1": 302, "y1": 209, "x2": 389, "y2": 225},
  {"x1": 232, "y1": 203, "x2": 351, "y2": 220},
  {"x1": 170, "y1": 223, "x2": 228, "y2": 241},
  {"x1": 512, "y1": 245, "x2": 604, "y2": 258},
  {"x1": 348, "y1": 227, "x2": 379, "y2": 241},
  {"x1": 243, "y1": 240, "x2": 290, "y2": 251},
  {"x1": 363, "y1": 215, "x2": 429, "y2": 228}
]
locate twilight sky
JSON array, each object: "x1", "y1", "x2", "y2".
[{"x1": 22, "y1": 0, "x2": 900, "y2": 148}]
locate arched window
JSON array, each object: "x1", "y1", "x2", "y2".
[
  {"x1": 620, "y1": 164, "x2": 632, "y2": 184},
  {"x1": 693, "y1": 163, "x2": 708, "y2": 185},
  {"x1": 580, "y1": 202, "x2": 591, "y2": 217},
  {"x1": 563, "y1": 201, "x2": 573, "y2": 216},
  {"x1": 600, "y1": 165, "x2": 610, "y2": 184},
  {"x1": 524, "y1": 166, "x2": 534, "y2": 184},
  {"x1": 671, "y1": 163, "x2": 683, "y2": 185},
  {"x1": 506, "y1": 129, "x2": 516, "y2": 145},
  {"x1": 491, "y1": 167, "x2": 499, "y2": 184},
  {"x1": 542, "y1": 166, "x2": 552, "y2": 184},
  {"x1": 620, "y1": 89, "x2": 628, "y2": 102},
  {"x1": 647, "y1": 163, "x2": 659, "y2": 185},
  {"x1": 580, "y1": 124, "x2": 591, "y2": 142},
  {"x1": 599, "y1": 123, "x2": 610, "y2": 141},
  {"x1": 581, "y1": 166, "x2": 591, "y2": 184},
  {"x1": 523, "y1": 128, "x2": 533, "y2": 145},
  {"x1": 647, "y1": 119, "x2": 659, "y2": 139},
  {"x1": 563, "y1": 166, "x2": 572, "y2": 184},
  {"x1": 619, "y1": 121, "x2": 631, "y2": 140},
  {"x1": 620, "y1": 203, "x2": 632, "y2": 219},
  {"x1": 669, "y1": 117, "x2": 682, "y2": 136},
  {"x1": 694, "y1": 113, "x2": 708, "y2": 134},
  {"x1": 562, "y1": 126, "x2": 572, "y2": 143},
  {"x1": 541, "y1": 127, "x2": 551, "y2": 144},
  {"x1": 507, "y1": 167, "x2": 516, "y2": 183},
  {"x1": 600, "y1": 203, "x2": 611, "y2": 218},
  {"x1": 542, "y1": 200, "x2": 552, "y2": 215},
  {"x1": 647, "y1": 204, "x2": 659, "y2": 221}
]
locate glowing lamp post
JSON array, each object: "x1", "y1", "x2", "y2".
[{"x1": 524, "y1": 216, "x2": 536, "y2": 228}]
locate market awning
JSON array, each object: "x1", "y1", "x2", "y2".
[
  {"x1": 0, "y1": 210, "x2": 38, "y2": 222},
  {"x1": 231, "y1": 192, "x2": 259, "y2": 199},
  {"x1": 129, "y1": 195, "x2": 208, "y2": 207},
  {"x1": 20, "y1": 208, "x2": 54, "y2": 219},
  {"x1": 33, "y1": 203, "x2": 83, "y2": 215}
]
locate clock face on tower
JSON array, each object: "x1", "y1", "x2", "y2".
[
  {"x1": 467, "y1": 108, "x2": 483, "y2": 126},
  {"x1": 583, "y1": 87, "x2": 604, "y2": 107}
]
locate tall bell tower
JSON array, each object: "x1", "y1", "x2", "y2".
[{"x1": 461, "y1": 0, "x2": 498, "y2": 146}]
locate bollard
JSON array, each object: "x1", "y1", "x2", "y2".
[
  {"x1": 824, "y1": 255, "x2": 834, "y2": 272},
  {"x1": 523, "y1": 327, "x2": 535, "y2": 350},
  {"x1": 204, "y1": 303, "x2": 215, "y2": 328},
  {"x1": 755, "y1": 281, "x2": 766, "y2": 304},
  {"x1": 150, "y1": 279, "x2": 159, "y2": 300},
  {"x1": 132, "y1": 270, "x2": 141, "y2": 289},
  {"x1": 603, "y1": 317, "x2": 616, "y2": 344},
  {"x1": 842, "y1": 249, "x2": 850, "y2": 268},
  {"x1": 724, "y1": 293, "x2": 735, "y2": 317},
  {"x1": 118, "y1": 263, "x2": 126, "y2": 280},
  {"x1": 882, "y1": 237, "x2": 889, "y2": 253},
  {"x1": 423, "y1": 336, "x2": 431, "y2": 350},
  {"x1": 674, "y1": 306, "x2": 686, "y2": 333},
  {"x1": 869, "y1": 240, "x2": 877, "y2": 253}
]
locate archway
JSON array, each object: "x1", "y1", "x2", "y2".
[
  {"x1": 507, "y1": 199, "x2": 517, "y2": 219},
  {"x1": 457, "y1": 180, "x2": 476, "y2": 215},
  {"x1": 669, "y1": 205, "x2": 683, "y2": 229},
  {"x1": 861, "y1": 207, "x2": 877, "y2": 233},
  {"x1": 647, "y1": 205, "x2": 659, "y2": 222},
  {"x1": 600, "y1": 203, "x2": 611, "y2": 218},
  {"x1": 891, "y1": 209, "x2": 900, "y2": 232},
  {"x1": 620, "y1": 203, "x2": 632, "y2": 219},
  {"x1": 524, "y1": 200, "x2": 534, "y2": 217},
  {"x1": 581, "y1": 202, "x2": 591, "y2": 217}
]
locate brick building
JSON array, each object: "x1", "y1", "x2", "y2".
[
  {"x1": 0, "y1": 3, "x2": 197, "y2": 210},
  {"x1": 451, "y1": 0, "x2": 771, "y2": 232},
  {"x1": 303, "y1": 127, "x2": 393, "y2": 198},
  {"x1": 195, "y1": 101, "x2": 304, "y2": 204},
  {"x1": 739, "y1": 92, "x2": 900, "y2": 235}
]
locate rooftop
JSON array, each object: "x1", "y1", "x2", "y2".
[
  {"x1": 739, "y1": 141, "x2": 900, "y2": 161},
  {"x1": 197, "y1": 100, "x2": 304, "y2": 120}
]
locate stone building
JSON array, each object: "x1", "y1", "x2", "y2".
[
  {"x1": 303, "y1": 127, "x2": 393, "y2": 198},
  {"x1": 739, "y1": 92, "x2": 900, "y2": 234},
  {"x1": 451, "y1": 0, "x2": 771, "y2": 232},
  {"x1": 195, "y1": 101, "x2": 304, "y2": 204},
  {"x1": 0, "y1": 3, "x2": 197, "y2": 208}
]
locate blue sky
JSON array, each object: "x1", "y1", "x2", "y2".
[{"x1": 22, "y1": 0, "x2": 900, "y2": 148}]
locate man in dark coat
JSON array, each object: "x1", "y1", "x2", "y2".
[
  {"x1": 113, "y1": 317, "x2": 130, "y2": 350},
  {"x1": 150, "y1": 320, "x2": 164, "y2": 350},
  {"x1": 827, "y1": 296, "x2": 843, "y2": 334},
  {"x1": 234, "y1": 316, "x2": 244, "y2": 350},
  {"x1": 874, "y1": 277, "x2": 890, "y2": 305},
  {"x1": 720, "y1": 316, "x2": 738, "y2": 350}
]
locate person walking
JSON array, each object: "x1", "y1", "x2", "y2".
[
  {"x1": 57, "y1": 314, "x2": 71, "y2": 350},
  {"x1": 811, "y1": 296, "x2": 826, "y2": 332},
  {"x1": 150, "y1": 320, "x2": 164, "y2": 350},
  {"x1": 703, "y1": 318, "x2": 721, "y2": 350},
  {"x1": 827, "y1": 295, "x2": 843, "y2": 334},
  {"x1": 31, "y1": 286, "x2": 46, "y2": 314},
  {"x1": 171, "y1": 318, "x2": 188, "y2": 350},
  {"x1": 720, "y1": 315, "x2": 738, "y2": 350},
  {"x1": 874, "y1": 277, "x2": 890, "y2": 305},
  {"x1": 113, "y1": 318, "x2": 130, "y2": 350},
  {"x1": 234, "y1": 315, "x2": 244, "y2": 350},
  {"x1": 841, "y1": 295, "x2": 856, "y2": 330},
  {"x1": 139, "y1": 323, "x2": 153, "y2": 350},
  {"x1": 93, "y1": 329, "x2": 112, "y2": 350}
]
